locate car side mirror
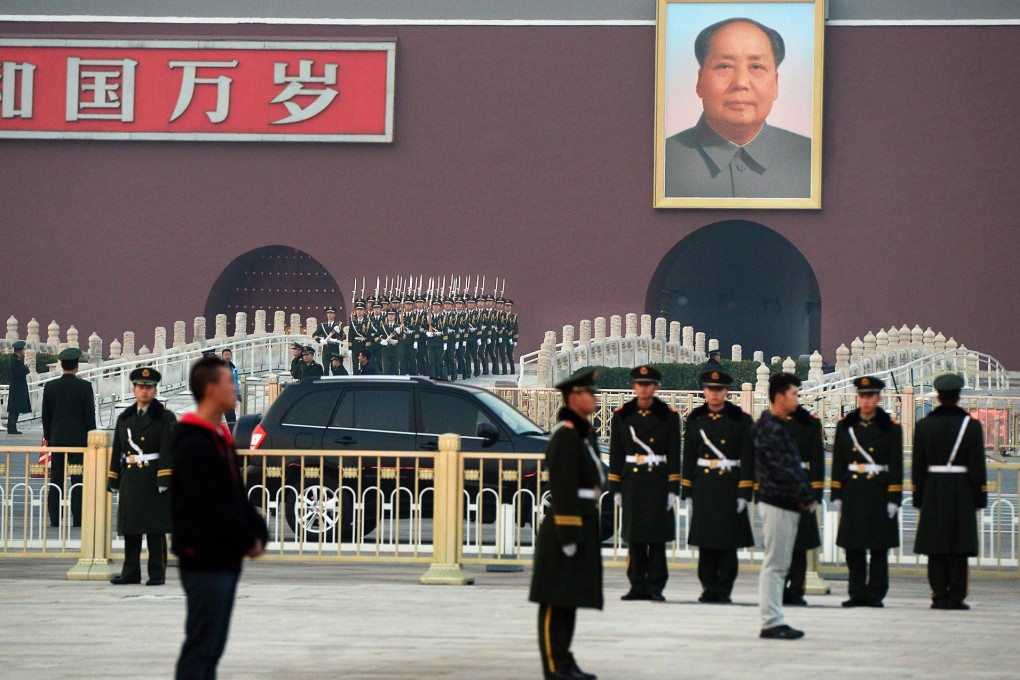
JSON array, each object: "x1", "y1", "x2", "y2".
[{"x1": 477, "y1": 422, "x2": 500, "y2": 444}]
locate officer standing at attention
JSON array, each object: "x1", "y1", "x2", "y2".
[
  {"x1": 299, "y1": 346, "x2": 324, "y2": 379},
  {"x1": 529, "y1": 368, "x2": 603, "y2": 680},
  {"x1": 608, "y1": 365, "x2": 681, "y2": 602},
  {"x1": 379, "y1": 308, "x2": 402, "y2": 375},
  {"x1": 289, "y1": 341, "x2": 304, "y2": 380},
  {"x1": 425, "y1": 299, "x2": 446, "y2": 380},
  {"x1": 831, "y1": 376, "x2": 903, "y2": 608},
  {"x1": 682, "y1": 369, "x2": 755, "y2": 603},
  {"x1": 6, "y1": 340, "x2": 31, "y2": 434},
  {"x1": 349, "y1": 301, "x2": 370, "y2": 369},
  {"x1": 326, "y1": 355, "x2": 349, "y2": 376},
  {"x1": 108, "y1": 367, "x2": 176, "y2": 585},
  {"x1": 42, "y1": 347, "x2": 96, "y2": 527},
  {"x1": 504, "y1": 300, "x2": 519, "y2": 375},
  {"x1": 913, "y1": 373, "x2": 987, "y2": 610},
  {"x1": 312, "y1": 305, "x2": 345, "y2": 372},
  {"x1": 697, "y1": 350, "x2": 724, "y2": 388},
  {"x1": 781, "y1": 399, "x2": 826, "y2": 606},
  {"x1": 465, "y1": 296, "x2": 482, "y2": 377}
]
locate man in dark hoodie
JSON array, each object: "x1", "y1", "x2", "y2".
[
  {"x1": 753, "y1": 373, "x2": 816, "y2": 640},
  {"x1": 172, "y1": 355, "x2": 268, "y2": 680}
]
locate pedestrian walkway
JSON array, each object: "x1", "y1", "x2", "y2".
[{"x1": 1, "y1": 559, "x2": 1016, "y2": 679}]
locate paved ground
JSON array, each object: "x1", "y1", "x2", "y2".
[{"x1": 1, "y1": 558, "x2": 1017, "y2": 679}]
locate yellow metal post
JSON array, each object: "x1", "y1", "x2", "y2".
[
  {"x1": 267, "y1": 374, "x2": 281, "y2": 408},
  {"x1": 420, "y1": 433, "x2": 474, "y2": 585},
  {"x1": 67, "y1": 430, "x2": 118, "y2": 581}
]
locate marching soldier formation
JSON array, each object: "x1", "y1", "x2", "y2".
[{"x1": 295, "y1": 276, "x2": 519, "y2": 378}]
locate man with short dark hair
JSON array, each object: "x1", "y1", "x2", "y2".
[
  {"x1": 529, "y1": 368, "x2": 603, "y2": 680},
  {"x1": 172, "y1": 355, "x2": 267, "y2": 680},
  {"x1": 221, "y1": 349, "x2": 239, "y2": 425},
  {"x1": 313, "y1": 305, "x2": 345, "y2": 372},
  {"x1": 299, "y1": 346, "x2": 324, "y2": 379},
  {"x1": 6, "y1": 340, "x2": 30, "y2": 434},
  {"x1": 289, "y1": 341, "x2": 304, "y2": 380},
  {"x1": 357, "y1": 349, "x2": 379, "y2": 376},
  {"x1": 782, "y1": 397, "x2": 826, "y2": 606},
  {"x1": 753, "y1": 373, "x2": 815, "y2": 640},
  {"x1": 42, "y1": 347, "x2": 96, "y2": 527},
  {"x1": 698, "y1": 350, "x2": 724, "y2": 388},
  {"x1": 913, "y1": 373, "x2": 987, "y2": 610},
  {"x1": 326, "y1": 354, "x2": 349, "y2": 376}
]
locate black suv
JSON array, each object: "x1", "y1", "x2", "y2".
[{"x1": 235, "y1": 376, "x2": 612, "y2": 542}]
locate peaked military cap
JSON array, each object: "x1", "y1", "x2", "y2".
[
  {"x1": 325, "y1": 305, "x2": 337, "y2": 313},
  {"x1": 130, "y1": 366, "x2": 161, "y2": 385},
  {"x1": 330, "y1": 355, "x2": 343, "y2": 363},
  {"x1": 556, "y1": 367, "x2": 599, "y2": 394},
  {"x1": 854, "y1": 376, "x2": 885, "y2": 394},
  {"x1": 630, "y1": 365, "x2": 661, "y2": 384},
  {"x1": 371, "y1": 300, "x2": 383, "y2": 309},
  {"x1": 701, "y1": 368, "x2": 732, "y2": 387},
  {"x1": 301, "y1": 345, "x2": 315, "y2": 355},
  {"x1": 505, "y1": 299, "x2": 514, "y2": 306},
  {"x1": 354, "y1": 301, "x2": 366, "y2": 310},
  {"x1": 386, "y1": 308, "x2": 396, "y2": 315},
  {"x1": 932, "y1": 373, "x2": 965, "y2": 392},
  {"x1": 58, "y1": 347, "x2": 83, "y2": 361},
  {"x1": 12, "y1": 340, "x2": 26, "y2": 350},
  {"x1": 709, "y1": 349, "x2": 721, "y2": 357},
  {"x1": 291, "y1": 341, "x2": 304, "y2": 350}
]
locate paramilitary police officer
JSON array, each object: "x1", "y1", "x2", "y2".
[
  {"x1": 504, "y1": 299, "x2": 519, "y2": 375},
  {"x1": 831, "y1": 376, "x2": 903, "y2": 608},
  {"x1": 529, "y1": 368, "x2": 603, "y2": 680},
  {"x1": 289, "y1": 341, "x2": 304, "y2": 380},
  {"x1": 913, "y1": 373, "x2": 987, "y2": 610},
  {"x1": 108, "y1": 367, "x2": 176, "y2": 586},
  {"x1": 6, "y1": 340, "x2": 31, "y2": 434},
  {"x1": 608, "y1": 365, "x2": 681, "y2": 602},
  {"x1": 379, "y1": 308, "x2": 403, "y2": 375},
  {"x1": 682, "y1": 368, "x2": 755, "y2": 603},
  {"x1": 425, "y1": 299, "x2": 447, "y2": 379},
  {"x1": 781, "y1": 400, "x2": 826, "y2": 606},
  {"x1": 299, "y1": 346, "x2": 324, "y2": 379},
  {"x1": 312, "y1": 305, "x2": 345, "y2": 372},
  {"x1": 349, "y1": 301, "x2": 371, "y2": 369}
]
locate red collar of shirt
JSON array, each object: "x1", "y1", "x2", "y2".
[{"x1": 180, "y1": 412, "x2": 234, "y2": 449}]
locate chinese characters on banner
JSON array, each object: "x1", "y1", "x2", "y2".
[{"x1": 0, "y1": 39, "x2": 396, "y2": 142}]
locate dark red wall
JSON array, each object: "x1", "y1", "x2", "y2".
[{"x1": 2, "y1": 22, "x2": 1018, "y2": 365}]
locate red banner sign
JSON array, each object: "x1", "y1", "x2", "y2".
[{"x1": 0, "y1": 39, "x2": 395, "y2": 142}]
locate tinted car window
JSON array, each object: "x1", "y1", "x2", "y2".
[
  {"x1": 329, "y1": 389, "x2": 412, "y2": 432},
  {"x1": 419, "y1": 391, "x2": 495, "y2": 438},
  {"x1": 282, "y1": 390, "x2": 341, "y2": 426}
]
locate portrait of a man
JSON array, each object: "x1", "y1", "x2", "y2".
[{"x1": 655, "y1": 1, "x2": 823, "y2": 208}]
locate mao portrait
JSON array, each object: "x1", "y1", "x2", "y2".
[{"x1": 654, "y1": 1, "x2": 824, "y2": 209}]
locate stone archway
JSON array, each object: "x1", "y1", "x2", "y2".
[
  {"x1": 645, "y1": 221, "x2": 821, "y2": 359},
  {"x1": 204, "y1": 245, "x2": 345, "y2": 334}
]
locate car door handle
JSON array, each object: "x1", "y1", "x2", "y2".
[
  {"x1": 334, "y1": 437, "x2": 357, "y2": 446},
  {"x1": 418, "y1": 442, "x2": 438, "y2": 451}
]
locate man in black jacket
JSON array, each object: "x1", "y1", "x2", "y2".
[
  {"x1": 753, "y1": 373, "x2": 815, "y2": 640},
  {"x1": 172, "y1": 355, "x2": 268, "y2": 680},
  {"x1": 6, "y1": 340, "x2": 31, "y2": 434}
]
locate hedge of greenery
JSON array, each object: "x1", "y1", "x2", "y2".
[
  {"x1": 589, "y1": 360, "x2": 809, "y2": 391},
  {"x1": 0, "y1": 353, "x2": 59, "y2": 384}
]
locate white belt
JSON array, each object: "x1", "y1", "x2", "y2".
[
  {"x1": 848, "y1": 463, "x2": 888, "y2": 474},
  {"x1": 928, "y1": 465, "x2": 968, "y2": 473},
  {"x1": 577, "y1": 488, "x2": 599, "y2": 499},
  {"x1": 126, "y1": 453, "x2": 160, "y2": 465},
  {"x1": 697, "y1": 458, "x2": 739, "y2": 470},
  {"x1": 625, "y1": 454, "x2": 664, "y2": 466}
]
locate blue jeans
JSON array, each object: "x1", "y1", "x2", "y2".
[{"x1": 176, "y1": 569, "x2": 240, "y2": 680}]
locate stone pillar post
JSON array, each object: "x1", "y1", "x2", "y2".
[
  {"x1": 835, "y1": 343, "x2": 850, "y2": 371},
  {"x1": 26, "y1": 318, "x2": 40, "y2": 345},
  {"x1": 639, "y1": 314, "x2": 652, "y2": 339},
  {"x1": 214, "y1": 314, "x2": 228, "y2": 341},
  {"x1": 273, "y1": 311, "x2": 286, "y2": 335},
  {"x1": 654, "y1": 317, "x2": 666, "y2": 341},
  {"x1": 47, "y1": 321, "x2": 60, "y2": 346},
  {"x1": 306, "y1": 317, "x2": 317, "y2": 336},
  {"x1": 122, "y1": 331, "x2": 135, "y2": 358},
  {"x1": 234, "y1": 312, "x2": 248, "y2": 338},
  {"x1": 594, "y1": 317, "x2": 606, "y2": 341},
  {"x1": 173, "y1": 321, "x2": 186, "y2": 348},
  {"x1": 808, "y1": 350, "x2": 823, "y2": 382},
  {"x1": 193, "y1": 317, "x2": 206, "y2": 344},
  {"x1": 682, "y1": 326, "x2": 694, "y2": 350},
  {"x1": 67, "y1": 325, "x2": 79, "y2": 349},
  {"x1": 911, "y1": 324, "x2": 923, "y2": 349},
  {"x1": 88, "y1": 333, "x2": 103, "y2": 363},
  {"x1": 110, "y1": 339, "x2": 122, "y2": 359},
  {"x1": 755, "y1": 363, "x2": 770, "y2": 393},
  {"x1": 624, "y1": 313, "x2": 637, "y2": 339},
  {"x1": 708, "y1": 338, "x2": 719, "y2": 352},
  {"x1": 6, "y1": 316, "x2": 17, "y2": 341},
  {"x1": 923, "y1": 327, "x2": 935, "y2": 354},
  {"x1": 863, "y1": 331, "x2": 876, "y2": 358},
  {"x1": 771, "y1": 356, "x2": 782, "y2": 366},
  {"x1": 946, "y1": 337, "x2": 959, "y2": 369},
  {"x1": 579, "y1": 319, "x2": 592, "y2": 343},
  {"x1": 934, "y1": 332, "x2": 946, "y2": 354},
  {"x1": 562, "y1": 325, "x2": 575, "y2": 347},
  {"x1": 254, "y1": 310, "x2": 267, "y2": 336},
  {"x1": 783, "y1": 356, "x2": 796, "y2": 374},
  {"x1": 731, "y1": 344, "x2": 742, "y2": 361},
  {"x1": 290, "y1": 313, "x2": 301, "y2": 334},
  {"x1": 850, "y1": 337, "x2": 864, "y2": 363},
  {"x1": 153, "y1": 327, "x2": 167, "y2": 354},
  {"x1": 138, "y1": 345, "x2": 151, "y2": 356},
  {"x1": 25, "y1": 348, "x2": 38, "y2": 377},
  {"x1": 694, "y1": 332, "x2": 706, "y2": 356},
  {"x1": 876, "y1": 329, "x2": 888, "y2": 355},
  {"x1": 887, "y1": 326, "x2": 900, "y2": 349},
  {"x1": 753, "y1": 351, "x2": 764, "y2": 363},
  {"x1": 668, "y1": 321, "x2": 681, "y2": 344},
  {"x1": 610, "y1": 315, "x2": 622, "y2": 339}
]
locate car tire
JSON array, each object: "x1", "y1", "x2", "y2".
[{"x1": 282, "y1": 466, "x2": 378, "y2": 543}]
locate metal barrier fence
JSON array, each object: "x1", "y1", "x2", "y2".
[{"x1": 3, "y1": 432, "x2": 1016, "y2": 580}]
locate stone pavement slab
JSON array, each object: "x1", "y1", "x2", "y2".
[{"x1": 0, "y1": 559, "x2": 1017, "y2": 679}]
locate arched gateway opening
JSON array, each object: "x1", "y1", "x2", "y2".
[
  {"x1": 646, "y1": 221, "x2": 821, "y2": 360},
  {"x1": 204, "y1": 246, "x2": 345, "y2": 335}
]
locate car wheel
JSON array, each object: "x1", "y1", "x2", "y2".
[{"x1": 283, "y1": 466, "x2": 378, "y2": 543}]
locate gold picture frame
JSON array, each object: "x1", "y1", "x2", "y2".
[{"x1": 654, "y1": 0, "x2": 824, "y2": 209}]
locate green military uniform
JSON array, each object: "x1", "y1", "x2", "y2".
[
  {"x1": 299, "y1": 347, "x2": 324, "y2": 379},
  {"x1": 831, "y1": 376, "x2": 903, "y2": 607},
  {"x1": 425, "y1": 303, "x2": 446, "y2": 379},
  {"x1": 608, "y1": 366, "x2": 681, "y2": 601},
  {"x1": 440, "y1": 299, "x2": 457, "y2": 381},
  {"x1": 399, "y1": 302, "x2": 418, "y2": 375},
  {"x1": 107, "y1": 367, "x2": 176, "y2": 585},
  {"x1": 494, "y1": 299, "x2": 509, "y2": 374},
  {"x1": 414, "y1": 299, "x2": 430, "y2": 375},
  {"x1": 349, "y1": 303, "x2": 371, "y2": 368},
  {"x1": 367, "y1": 303, "x2": 385, "y2": 372},
  {"x1": 504, "y1": 301, "x2": 519, "y2": 375},
  {"x1": 289, "y1": 342, "x2": 304, "y2": 380},
  {"x1": 453, "y1": 300, "x2": 469, "y2": 380},
  {"x1": 529, "y1": 369, "x2": 604, "y2": 680},
  {"x1": 379, "y1": 311, "x2": 402, "y2": 375},
  {"x1": 7, "y1": 340, "x2": 31, "y2": 434},
  {"x1": 326, "y1": 356, "x2": 349, "y2": 376},
  {"x1": 482, "y1": 297, "x2": 498, "y2": 375},
  {"x1": 312, "y1": 306, "x2": 345, "y2": 371},
  {"x1": 464, "y1": 299, "x2": 482, "y2": 377},
  {"x1": 41, "y1": 348, "x2": 96, "y2": 527},
  {"x1": 682, "y1": 370, "x2": 755, "y2": 602},
  {"x1": 781, "y1": 404, "x2": 826, "y2": 604},
  {"x1": 913, "y1": 373, "x2": 987, "y2": 610}
]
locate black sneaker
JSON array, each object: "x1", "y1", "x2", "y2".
[{"x1": 760, "y1": 625, "x2": 805, "y2": 640}]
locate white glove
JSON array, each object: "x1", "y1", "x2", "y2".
[
  {"x1": 736, "y1": 498, "x2": 747, "y2": 514},
  {"x1": 685, "y1": 498, "x2": 693, "y2": 517},
  {"x1": 426, "y1": 331, "x2": 434, "y2": 338},
  {"x1": 413, "y1": 342, "x2": 418, "y2": 350},
  {"x1": 477, "y1": 339, "x2": 482, "y2": 346},
  {"x1": 454, "y1": 342, "x2": 460, "y2": 349},
  {"x1": 562, "y1": 543, "x2": 577, "y2": 557},
  {"x1": 832, "y1": 499, "x2": 842, "y2": 513},
  {"x1": 158, "y1": 486, "x2": 168, "y2": 494},
  {"x1": 443, "y1": 343, "x2": 448, "y2": 351},
  {"x1": 497, "y1": 338, "x2": 503, "y2": 343},
  {"x1": 317, "y1": 338, "x2": 327, "y2": 345},
  {"x1": 329, "y1": 338, "x2": 340, "y2": 344},
  {"x1": 614, "y1": 492, "x2": 623, "y2": 508},
  {"x1": 887, "y1": 502, "x2": 898, "y2": 519},
  {"x1": 667, "y1": 492, "x2": 677, "y2": 510}
]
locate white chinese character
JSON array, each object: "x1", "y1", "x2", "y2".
[
  {"x1": 66, "y1": 57, "x2": 138, "y2": 122},
  {"x1": 168, "y1": 60, "x2": 238, "y2": 124},
  {"x1": 0, "y1": 61, "x2": 36, "y2": 119},
  {"x1": 270, "y1": 59, "x2": 339, "y2": 125}
]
